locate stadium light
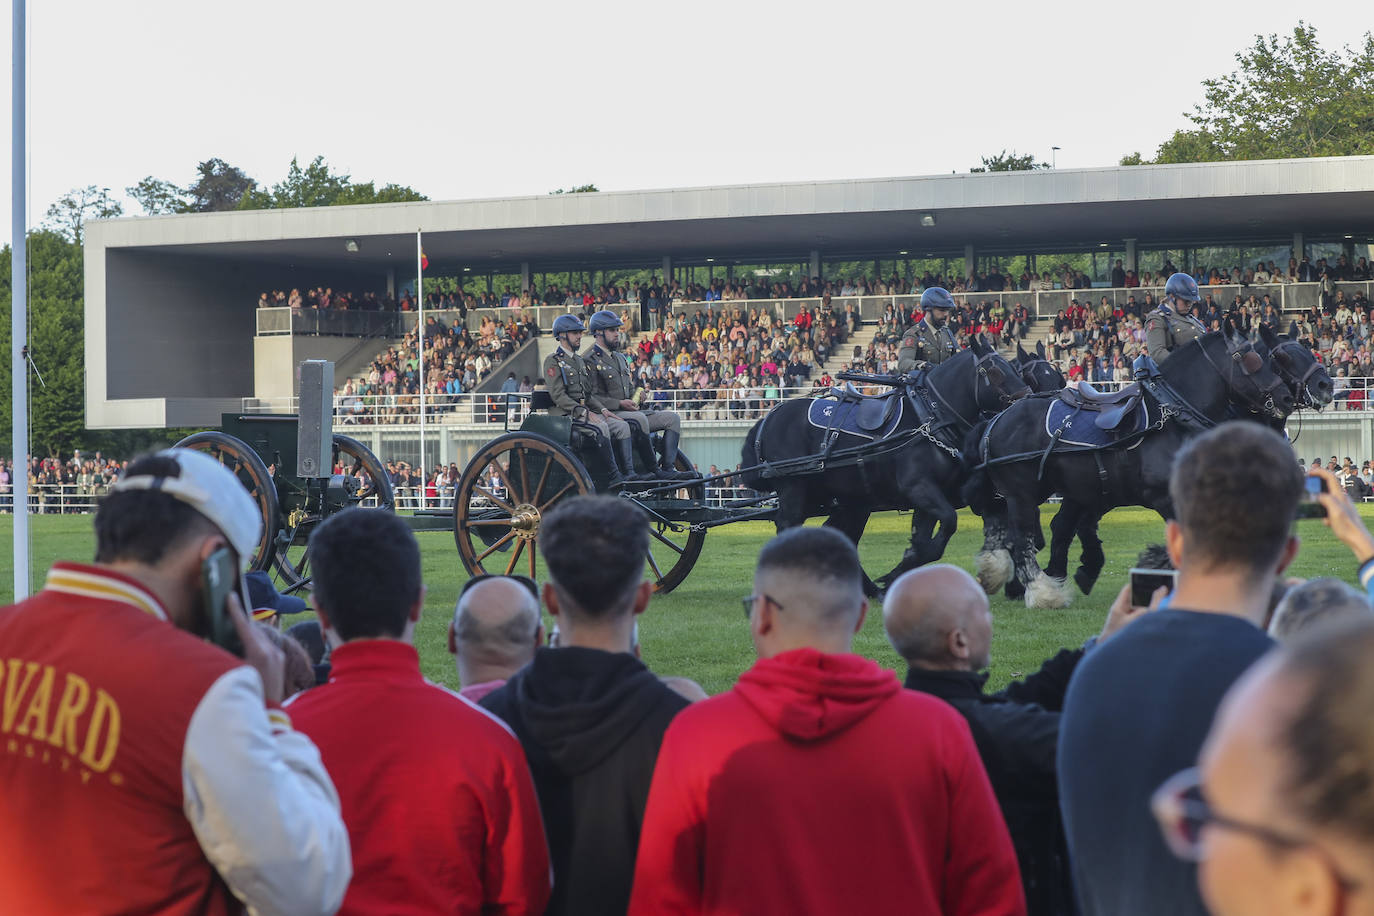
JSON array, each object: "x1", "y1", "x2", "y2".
[
  {"x1": 919, "y1": 213, "x2": 936, "y2": 228},
  {"x1": 344, "y1": 239, "x2": 360, "y2": 253},
  {"x1": 899, "y1": 250, "x2": 909, "y2": 255}
]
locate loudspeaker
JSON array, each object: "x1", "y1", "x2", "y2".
[{"x1": 297, "y1": 360, "x2": 334, "y2": 478}]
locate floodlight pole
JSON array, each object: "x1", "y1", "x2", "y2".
[
  {"x1": 416, "y1": 230, "x2": 426, "y2": 482},
  {"x1": 12, "y1": 0, "x2": 30, "y2": 599}
]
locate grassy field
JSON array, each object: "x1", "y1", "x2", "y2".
[{"x1": 2, "y1": 506, "x2": 1369, "y2": 695}]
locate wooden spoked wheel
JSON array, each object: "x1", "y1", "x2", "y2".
[
  {"x1": 174, "y1": 431, "x2": 280, "y2": 573},
  {"x1": 639, "y1": 448, "x2": 707, "y2": 594},
  {"x1": 454, "y1": 432, "x2": 593, "y2": 580},
  {"x1": 272, "y1": 435, "x2": 396, "y2": 593}
]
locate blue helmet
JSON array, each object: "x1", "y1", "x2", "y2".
[
  {"x1": 920, "y1": 287, "x2": 956, "y2": 311},
  {"x1": 587, "y1": 309, "x2": 623, "y2": 333},
  {"x1": 1164, "y1": 272, "x2": 1201, "y2": 303},
  {"x1": 552, "y1": 314, "x2": 586, "y2": 335}
]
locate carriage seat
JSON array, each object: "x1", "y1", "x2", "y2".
[{"x1": 1058, "y1": 381, "x2": 1145, "y2": 431}]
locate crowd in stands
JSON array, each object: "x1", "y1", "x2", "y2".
[{"x1": 0, "y1": 452, "x2": 128, "y2": 513}]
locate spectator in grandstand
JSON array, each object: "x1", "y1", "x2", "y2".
[
  {"x1": 1059, "y1": 422, "x2": 1303, "y2": 916},
  {"x1": 885, "y1": 563, "x2": 1151, "y2": 916},
  {"x1": 481, "y1": 496, "x2": 690, "y2": 916},
  {"x1": 1158, "y1": 618, "x2": 1374, "y2": 916},
  {"x1": 0, "y1": 449, "x2": 351, "y2": 915},
  {"x1": 450, "y1": 574, "x2": 544, "y2": 702},
  {"x1": 629, "y1": 526, "x2": 1024, "y2": 916},
  {"x1": 289, "y1": 508, "x2": 550, "y2": 916}
]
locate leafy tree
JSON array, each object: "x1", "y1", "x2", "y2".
[
  {"x1": 239, "y1": 156, "x2": 427, "y2": 209},
  {"x1": 970, "y1": 151, "x2": 1048, "y2": 173},
  {"x1": 186, "y1": 158, "x2": 258, "y2": 212},
  {"x1": 126, "y1": 176, "x2": 190, "y2": 215},
  {"x1": 331, "y1": 181, "x2": 428, "y2": 206},
  {"x1": 1119, "y1": 152, "x2": 1145, "y2": 166},
  {"x1": 42, "y1": 186, "x2": 123, "y2": 243},
  {"x1": 1135, "y1": 23, "x2": 1374, "y2": 164},
  {"x1": 549, "y1": 184, "x2": 599, "y2": 194}
]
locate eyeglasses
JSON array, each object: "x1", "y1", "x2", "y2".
[
  {"x1": 1152, "y1": 767, "x2": 1360, "y2": 894},
  {"x1": 741, "y1": 593, "x2": 784, "y2": 619},
  {"x1": 460, "y1": 573, "x2": 539, "y2": 602}
]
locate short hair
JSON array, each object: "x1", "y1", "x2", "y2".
[
  {"x1": 755, "y1": 527, "x2": 863, "y2": 622},
  {"x1": 1269, "y1": 578, "x2": 1373, "y2": 640},
  {"x1": 540, "y1": 496, "x2": 648, "y2": 617},
  {"x1": 308, "y1": 508, "x2": 422, "y2": 640},
  {"x1": 456, "y1": 584, "x2": 541, "y2": 650},
  {"x1": 94, "y1": 453, "x2": 218, "y2": 565},
  {"x1": 1169, "y1": 423, "x2": 1302, "y2": 574},
  {"x1": 1275, "y1": 618, "x2": 1374, "y2": 845},
  {"x1": 1134, "y1": 543, "x2": 1174, "y2": 571}
]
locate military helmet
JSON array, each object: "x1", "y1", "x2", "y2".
[
  {"x1": 920, "y1": 287, "x2": 956, "y2": 311},
  {"x1": 1164, "y1": 272, "x2": 1201, "y2": 303},
  {"x1": 588, "y1": 309, "x2": 623, "y2": 333},
  {"x1": 552, "y1": 314, "x2": 586, "y2": 335}
]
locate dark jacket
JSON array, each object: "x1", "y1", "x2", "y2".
[
  {"x1": 481, "y1": 647, "x2": 690, "y2": 916},
  {"x1": 905, "y1": 646, "x2": 1084, "y2": 916}
]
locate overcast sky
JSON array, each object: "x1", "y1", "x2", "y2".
[{"x1": 1, "y1": 1, "x2": 1370, "y2": 245}]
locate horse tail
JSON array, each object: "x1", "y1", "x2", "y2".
[
  {"x1": 960, "y1": 418, "x2": 995, "y2": 514},
  {"x1": 739, "y1": 417, "x2": 774, "y2": 492}
]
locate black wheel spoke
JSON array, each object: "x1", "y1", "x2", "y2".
[{"x1": 650, "y1": 527, "x2": 687, "y2": 555}]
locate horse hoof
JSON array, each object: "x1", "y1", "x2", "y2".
[
  {"x1": 1004, "y1": 579, "x2": 1026, "y2": 600},
  {"x1": 1073, "y1": 567, "x2": 1099, "y2": 595},
  {"x1": 974, "y1": 548, "x2": 1013, "y2": 594},
  {"x1": 1025, "y1": 573, "x2": 1072, "y2": 609}
]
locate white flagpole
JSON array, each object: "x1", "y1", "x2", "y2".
[
  {"x1": 416, "y1": 229, "x2": 426, "y2": 495},
  {"x1": 12, "y1": 0, "x2": 30, "y2": 599}
]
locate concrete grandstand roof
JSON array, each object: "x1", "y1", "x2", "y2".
[{"x1": 87, "y1": 156, "x2": 1374, "y2": 271}]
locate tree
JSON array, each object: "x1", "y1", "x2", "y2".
[
  {"x1": 42, "y1": 186, "x2": 123, "y2": 243},
  {"x1": 126, "y1": 176, "x2": 190, "y2": 215},
  {"x1": 1119, "y1": 152, "x2": 1145, "y2": 166},
  {"x1": 186, "y1": 158, "x2": 258, "y2": 212},
  {"x1": 549, "y1": 184, "x2": 599, "y2": 194},
  {"x1": 1135, "y1": 23, "x2": 1374, "y2": 164},
  {"x1": 331, "y1": 181, "x2": 428, "y2": 206},
  {"x1": 970, "y1": 151, "x2": 1048, "y2": 173},
  {"x1": 239, "y1": 156, "x2": 428, "y2": 209}
]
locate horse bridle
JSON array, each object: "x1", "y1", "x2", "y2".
[
  {"x1": 1270, "y1": 340, "x2": 1327, "y2": 408},
  {"x1": 1198, "y1": 338, "x2": 1286, "y2": 418}
]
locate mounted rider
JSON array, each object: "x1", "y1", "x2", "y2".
[
  {"x1": 1144, "y1": 273, "x2": 1207, "y2": 365},
  {"x1": 897, "y1": 287, "x2": 961, "y2": 373},
  {"x1": 543, "y1": 313, "x2": 633, "y2": 486},
  {"x1": 584, "y1": 309, "x2": 695, "y2": 480}
]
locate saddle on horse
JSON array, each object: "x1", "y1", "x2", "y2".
[
  {"x1": 1058, "y1": 381, "x2": 1145, "y2": 431},
  {"x1": 826, "y1": 384, "x2": 903, "y2": 431}
]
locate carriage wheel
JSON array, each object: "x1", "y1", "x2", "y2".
[
  {"x1": 454, "y1": 432, "x2": 593, "y2": 580},
  {"x1": 174, "y1": 431, "x2": 280, "y2": 573},
  {"x1": 643, "y1": 448, "x2": 706, "y2": 595},
  {"x1": 272, "y1": 435, "x2": 396, "y2": 594}
]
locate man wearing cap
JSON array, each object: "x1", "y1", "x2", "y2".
[
  {"x1": 545, "y1": 313, "x2": 632, "y2": 485},
  {"x1": 584, "y1": 309, "x2": 693, "y2": 480},
  {"x1": 898, "y1": 287, "x2": 961, "y2": 372},
  {"x1": 0, "y1": 449, "x2": 351, "y2": 916},
  {"x1": 1145, "y1": 273, "x2": 1207, "y2": 365}
]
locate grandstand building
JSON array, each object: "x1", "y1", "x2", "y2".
[{"x1": 84, "y1": 156, "x2": 1374, "y2": 470}]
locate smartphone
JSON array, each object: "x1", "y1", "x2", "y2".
[
  {"x1": 1296, "y1": 475, "x2": 1327, "y2": 519},
  {"x1": 203, "y1": 547, "x2": 245, "y2": 657},
  {"x1": 1129, "y1": 567, "x2": 1178, "y2": 608}
]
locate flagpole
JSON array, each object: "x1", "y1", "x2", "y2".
[
  {"x1": 416, "y1": 229, "x2": 426, "y2": 494},
  {"x1": 12, "y1": 0, "x2": 30, "y2": 599}
]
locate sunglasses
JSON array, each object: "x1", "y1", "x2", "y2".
[{"x1": 459, "y1": 573, "x2": 539, "y2": 602}]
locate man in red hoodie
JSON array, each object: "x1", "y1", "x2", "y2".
[{"x1": 629, "y1": 526, "x2": 1025, "y2": 916}]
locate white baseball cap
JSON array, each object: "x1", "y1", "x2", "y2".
[{"x1": 110, "y1": 447, "x2": 263, "y2": 567}]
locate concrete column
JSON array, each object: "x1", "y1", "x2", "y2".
[
  {"x1": 520, "y1": 262, "x2": 530, "y2": 293},
  {"x1": 809, "y1": 250, "x2": 821, "y2": 280},
  {"x1": 385, "y1": 269, "x2": 396, "y2": 297},
  {"x1": 662, "y1": 256, "x2": 672, "y2": 284},
  {"x1": 1293, "y1": 232, "x2": 1305, "y2": 260},
  {"x1": 963, "y1": 244, "x2": 975, "y2": 279},
  {"x1": 1124, "y1": 238, "x2": 1138, "y2": 274}
]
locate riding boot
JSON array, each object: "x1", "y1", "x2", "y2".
[
  {"x1": 615, "y1": 436, "x2": 645, "y2": 483},
  {"x1": 658, "y1": 429, "x2": 696, "y2": 480},
  {"x1": 599, "y1": 437, "x2": 627, "y2": 487},
  {"x1": 634, "y1": 432, "x2": 660, "y2": 480}
]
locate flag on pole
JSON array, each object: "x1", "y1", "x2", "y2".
[{"x1": 421, "y1": 250, "x2": 429, "y2": 271}]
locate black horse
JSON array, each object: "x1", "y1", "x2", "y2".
[
  {"x1": 1015, "y1": 340, "x2": 1065, "y2": 394},
  {"x1": 965, "y1": 329, "x2": 1292, "y2": 607},
  {"x1": 742, "y1": 337, "x2": 1029, "y2": 596}
]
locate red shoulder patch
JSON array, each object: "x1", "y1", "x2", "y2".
[
  {"x1": 546, "y1": 367, "x2": 557, "y2": 379},
  {"x1": 1147, "y1": 320, "x2": 1157, "y2": 331}
]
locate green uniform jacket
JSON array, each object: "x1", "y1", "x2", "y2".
[
  {"x1": 1144, "y1": 306, "x2": 1207, "y2": 364},
  {"x1": 897, "y1": 319, "x2": 960, "y2": 372},
  {"x1": 584, "y1": 343, "x2": 636, "y2": 412},
  {"x1": 543, "y1": 346, "x2": 594, "y2": 416}
]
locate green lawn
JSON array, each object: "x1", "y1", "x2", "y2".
[{"x1": 2, "y1": 506, "x2": 1368, "y2": 695}]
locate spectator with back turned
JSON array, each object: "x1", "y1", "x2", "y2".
[
  {"x1": 450, "y1": 573, "x2": 544, "y2": 702},
  {"x1": 1058, "y1": 422, "x2": 1302, "y2": 916}
]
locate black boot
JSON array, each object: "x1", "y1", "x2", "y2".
[
  {"x1": 658, "y1": 429, "x2": 696, "y2": 480},
  {"x1": 615, "y1": 436, "x2": 647, "y2": 483},
  {"x1": 633, "y1": 431, "x2": 660, "y2": 480},
  {"x1": 598, "y1": 437, "x2": 627, "y2": 487}
]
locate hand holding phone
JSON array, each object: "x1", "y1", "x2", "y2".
[
  {"x1": 203, "y1": 548, "x2": 244, "y2": 657},
  {"x1": 1295, "y1": 474, "x2": 1328, "y2": 519},
  {"x1": 1129, "y1": 567, "x2": 1178, "y2": 608}
]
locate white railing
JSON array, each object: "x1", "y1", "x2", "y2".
[{"x1": 0, "y1": 484, "x2": 109, "y2": 514}]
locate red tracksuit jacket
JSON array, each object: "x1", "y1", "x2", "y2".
[{"x1": 628, "y1": 648, "x2": 1026, "y2": 916}]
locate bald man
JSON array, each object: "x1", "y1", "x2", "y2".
[
  {"x1": 884, "y1": 564, "x2": 1146, "y2": 916},
  {"x1": 450, "y1": 577, "x2": 544, "y2": 702}
]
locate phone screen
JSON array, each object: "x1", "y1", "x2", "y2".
[
  {"x1": 1129, "y1": 567, "x2": 1178, "y2": 608},
  {"x1": 1296, "y1": 475, "x2": 1328, "y2": 518},
  {"x1": 203, "y1": 547, "x2": 245, "y2": 657}
]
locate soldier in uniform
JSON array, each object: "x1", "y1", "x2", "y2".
[
  {"x1": 897, "y1": 287, "x2": 961, "y2": 373},
  {"x1": 543, "y1": 314, "x2": 633, "y2": 485},
  {"x1": 1144, "y1": 272, "x2": 1207, "y2": 364},
  {"x1": 584, "y1": 310, "x2": 694, "y2": 480}
]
